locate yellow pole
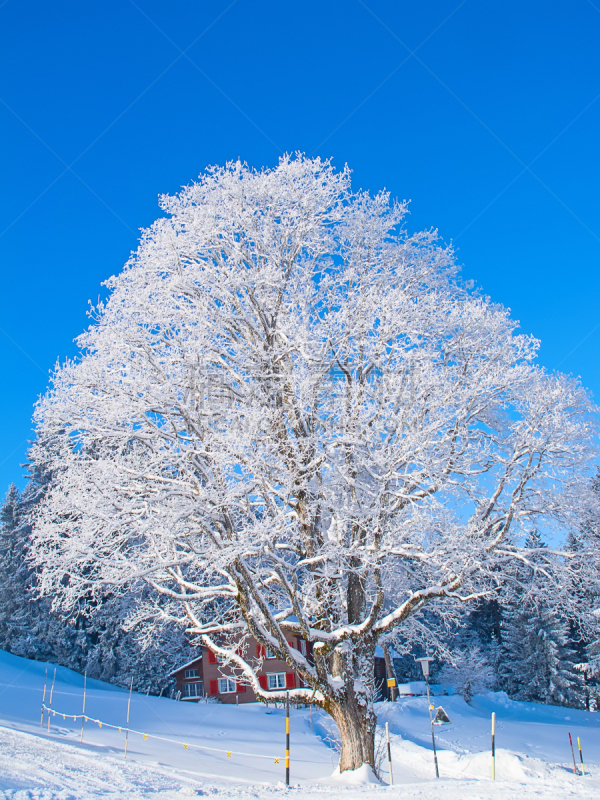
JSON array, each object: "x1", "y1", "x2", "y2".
[
  {"x1": 285, "y1": 691, "x2": 290, "y2": 786},
  {"x1": 40, "y1": 669, "x2": 47, "y2": 728},
  {"x1": 577, "y1": 736, "x2": 585, "y2": 776},
  {"x1": 47, "y1": 668, "x2": 56, "y2": 733},
  {"x1": 491, "y1": 712, "x2": 496, "y2": 780},
  {"x1": 80, "y1": 671, "x2": 87, "y2": 743}
]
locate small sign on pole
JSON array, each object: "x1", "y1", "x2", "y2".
[
  {"x1": 433, "y1": 707, "x2": 451, "y2": 725},
  {"x1": 416, "y1": 658, "x2": 439, "y2": 779},
  {"x1": 387, "y1": 678, "x2": 396, "y2": 688}
]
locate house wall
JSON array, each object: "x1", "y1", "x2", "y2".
[
  {"x1": 172, "y1": 636, "x2": 390, "y2": 704},
  {"x1": 173, "y1": 631, "x2": 310, "y2": 704}
]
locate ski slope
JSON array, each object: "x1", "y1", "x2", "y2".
[{"x1": 1, "y1": 649, "x2": 599, "y2": 799}]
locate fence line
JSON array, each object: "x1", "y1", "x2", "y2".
[{"x1": 41, "y1": 703, "x2": 330, "y2": 765}]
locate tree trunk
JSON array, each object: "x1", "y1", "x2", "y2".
[
  {"x1": 382, "y1": 642, "x2": 397, "y2": 701},
  {"x1": 328, "y1": 693, "x2": 376, "y2": 773}
]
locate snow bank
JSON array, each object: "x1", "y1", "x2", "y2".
[
  {"x1": 444, "y1": 748, "x2": 551, "y2": 781},
  {"x1": 328, "y1": 764, "x2": 381, "y2": 785}
]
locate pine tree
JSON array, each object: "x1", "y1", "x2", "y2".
[
  {"x1": 500, "y1": 601, "x2": 583, "y2": 706},
  {"x1": 1, "y1": 479, "x2": 194, "y2": 693},
  {"x1": 497, "y1": 530, "x2": 584, "y2": 707},
  {"x1": 0, "y1": 484, "x2": 26, "y2": 651},
  {"x1": 571, "y1": 468, "x2": 600, "y2": 707},
  {"x1": 0, "y1": 479, "x2": 81, "y2": 664}
]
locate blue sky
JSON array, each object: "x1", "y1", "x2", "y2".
[{"x1": 1, "y1": 0, "x2": 599, "y2": 492}]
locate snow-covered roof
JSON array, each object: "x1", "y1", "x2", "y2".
[{"x1": 167, "y1": 654, "x2": 203, "y2": 678}]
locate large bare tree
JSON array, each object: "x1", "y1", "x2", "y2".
[{"x1": 30, "y1": 156, "x2": 597, "y2": 773}]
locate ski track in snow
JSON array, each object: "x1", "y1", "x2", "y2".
[{"x1": 1, "y1": 650, "x2": 600, "y2": 799}]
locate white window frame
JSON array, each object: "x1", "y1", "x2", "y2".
[
  {"x1": 218, "y1": 677, "x2": 236, "y2": 694},
  {"x1": 184, "y1": 668, "x2": 199, "y2": 678},
  {"x1": 182, "y1": 681, "x2": 203, "y2": 698},
  {"x1": 265, "y1": 648, "x2": 276, "y2": 659},
  {"x1": 299, "y1": 640, "x2": 307, "y2": 657},
  {"x1": 267, "y1": 672, "x2": 286, "y2": 690}
]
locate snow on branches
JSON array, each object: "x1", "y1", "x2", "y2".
[{"x1": 29, "y1": 156, "x2": 598, "y2": 771}]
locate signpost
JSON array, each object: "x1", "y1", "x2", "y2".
[
  {"x1": 387, "y1": 677, "x2": 397, "y2": 704},
  {"x1": 417, "y1": 657, "x2": 439, "y2": 779}
]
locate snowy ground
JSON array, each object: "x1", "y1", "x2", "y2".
[{"x1": 1, "y1": 651, "x2": 600, "y2": 799}]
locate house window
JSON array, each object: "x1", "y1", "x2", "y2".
[
  {"x1": 265, "y1": 649, "x2": 275, "y2": 659},
  {"x1": 182, "y1": 681, "x2": 203, "y2": 698},
  {"x1": 218, "y1": 678, "x2": 236, "y2": 694},
  {"x1": 267, "y1": 672, "x2": 286, "y2": 690},
  {"x1": 184, "y1": 668, "x2": 199, "y2": 679},
  {"x1": 299, "y1": 640, "x2": 307, "y2": 657}
]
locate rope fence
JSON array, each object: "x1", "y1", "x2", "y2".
[
  {"x1": 42, "y1": 703, "x2": 284, "y2": 762},
  {"x1": 41, "y1": 701, "x2": 331, "y2": 767}
]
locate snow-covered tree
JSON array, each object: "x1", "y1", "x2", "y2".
[
  {"x1": 496, "y1": 531, "x2": 583, "y2": 705},
  {"x1": 439, "y1": 644, "x2": 495, "y2": 702},
  {"x1": 70, "y1": 590, "x2": 195, "y2": 693},
  {"x1": 569, "y1": 469, "x2": 600, "y2": 704},
  {"x1": 28, "y1": 156, "x2": 598, "y2": 773},
  {"x1": 0, "y1": 488, "x2": 80, "y2": 670},
  {"x1": 1, "y1": 479, "x2": 194, "y2": 691},
  {"x1": 0, "y1": 484, "x2": 27, "y2": 650},
  {"x1": 500, "y1": 601, "x2": 583, "y2": 706}
]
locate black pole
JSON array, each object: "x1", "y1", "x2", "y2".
[
  {"x1": 425, "y1": 675, "x2": 439, "y2": 778},
  {"x1": 286, "y1": 691, "x2": 290, "y2": 785},
  {"x1": 491, "y1": 712, "x2": 496, "y2": 780}
]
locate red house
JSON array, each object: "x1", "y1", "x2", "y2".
[
  {"x1": 169, "y1": 631, "x2": 311, "y2": 703},
  {"x1": 169, "y1": 633, "x2": 390, "y2": 703}
]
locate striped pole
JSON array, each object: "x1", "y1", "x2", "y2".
[
  {"x1": 577, "y1": 736, "x2": 585, "y2": 776},
  {"x1": 568, "y1": 732, "x2": 579, "y2": 774},
  {"x1": 80, "y1": 671, "x2": 87, "y2": 743},
  {"x1": 124, "y1": 677, "x2": 133, "y2": 758},
  {"x1": 285, "y1": 691, "x2": 290, "y2": 786},
  {"x1": 491, "y1": 712, "x2": 496, "y2": 780},
  {"x1": 385, "y1": 721, "x2": 394, "y2": 785},
  {"x1": 40, "y1": 669, "x2": 47, "y2": 728},
  {"x1": 47, "y1": 668, "x2": 56, "y2": 733}
]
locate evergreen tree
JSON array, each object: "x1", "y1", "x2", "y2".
[
  {"x1": 500, "y1": 601, "x2": 583, "y2": 706},
  {"x1": 571, "y1": 468, "x2": 600, "y2": 706},
  {"x1": 0, "y1": 484, "x2": 27, "y2": 651},
  {"x1": 0, "y1": 479, "x2": 195, "y2": 693},
  {"x1": 0, "y1": 479, "x2": 83, "y2": 665},
  {"x1": 497, "y1": 530, "x2": 584, "y2": 707}
]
